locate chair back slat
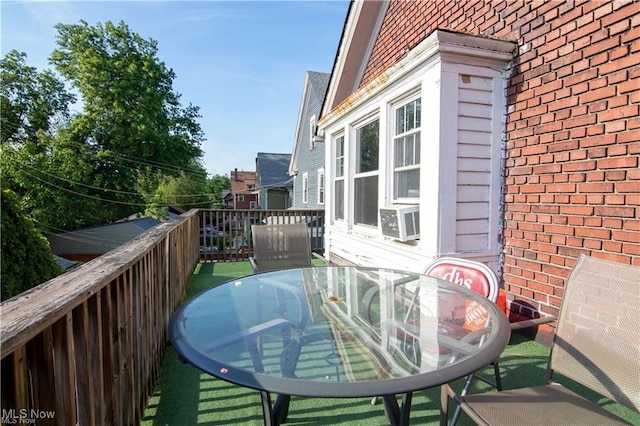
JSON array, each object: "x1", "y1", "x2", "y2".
[
  {"x1": 550, "y1": 255, "x2": 640, "y2": 412},
  {"x1": 251, "y1": 224, "x2": 312, "y2": 273}
]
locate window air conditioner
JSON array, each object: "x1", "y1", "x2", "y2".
[{"x1": 379, "y1": 206, "x2": 420, "y2": 242}]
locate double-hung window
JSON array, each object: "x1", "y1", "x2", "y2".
[
  {"x1": 334, "y1": 135, "x2": 345, "y2": 220},
  {"x1": 354, "y1": 119, "x2": 379, "y2": 226},
  {"x1": 394, "y1": 97, "x2": 421, "y2": 201}
]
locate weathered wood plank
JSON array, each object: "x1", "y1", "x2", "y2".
[
  {"x1": 0, "y1": 209, "x2": 202, "y2": 425},
  {"x1": 0, "y1": 212, "x2": 198, "y2": 355},
  {"x1": 53, "y1": 313, "x2": 76, "y2": 426},
  {"x1": 27, "y1": 328, "x2": 57, "y2": 423}
]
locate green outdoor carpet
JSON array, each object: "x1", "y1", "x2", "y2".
[{"x1": 142, "y1": 262, "x2": 639, "y2": 426}]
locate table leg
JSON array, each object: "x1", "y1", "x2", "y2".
[
  {"x1": 260, "y1": 391, "x2": 273, "y2": 426},
  {"x1": 260, "y1": 391, "x2": 291, "y2": 426},
  {"x1": 382, "y1": 393, "x2": 413, "y2": 426},
  {"x1": 273, "y1": 394, "x2": 291, "y2": 424}
]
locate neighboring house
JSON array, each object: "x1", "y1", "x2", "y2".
[
  {"x1": 255, "y1": 152, "x2": 294, "y2": 209},
  {"x1": 46, "y1": 217, "x2": 163, "y2": 262},
  {"x1": 225, "y1": 169, "x2": 258, "y2": 209},
  {"x1": 318, "y1": 1, "x2": 639, "y2": 320},
  {"x1": 289, "y1": 71, "x2": 331, "y2": 209}
]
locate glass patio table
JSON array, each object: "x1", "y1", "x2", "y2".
[{"x1": 169, "y1": 266, "x2": 510, "y2": 426}]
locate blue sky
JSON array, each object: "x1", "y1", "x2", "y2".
[{"x1": 1, "y1": 0, "x2": 349, "y2": 177}]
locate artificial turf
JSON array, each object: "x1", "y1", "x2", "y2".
[{"x1": 142, "y1": 261, "x2": 639, "y2": 426}]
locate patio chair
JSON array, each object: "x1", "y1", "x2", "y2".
[
  {"x1": 249, "y1": 223, "x2": 313, "y2": 274},
  {"x1": 440, "y1": 254, "x2": 640, "y2": 425}
]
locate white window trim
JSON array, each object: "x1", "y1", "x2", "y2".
[
  {"x1": 302, "y1": 172, "x2": 309, "y2": 204},
  {"x1": 317, "y1": 168, "x2": 325, "y2": 205},
  {"x1": 309, "y1": 115, "x2": 317, "y2": 149},
  {"x1": 332, "y1": 132, "x2": 346, "y2": 224}
]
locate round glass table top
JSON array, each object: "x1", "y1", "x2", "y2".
[{"x1": 169, "y1": 266, "x2": 510, "y2": 398}]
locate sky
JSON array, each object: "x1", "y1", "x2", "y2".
[{"x1": 1, "y1": 0, "x2": 350, "y2": 177}]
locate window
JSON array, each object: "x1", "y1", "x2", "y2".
[
  {"x1": 334, "y1": 135, "x2": 345, "y2": 220},
  {"x1": 394, "y1": 97, "x2": 421, "y2": 200},
  {"x1": 318, "y1": 169, "x2": 325, "y2": 205},
  {"x1": 310, "y1": 115, "x2": 317, "y2": 149},
  {"x1": 302, "y1": 172, "x2": 309, "y2": 204},
  {"x1": 237, "y1": 194, "x2": 245, "y2": 202},
  {"x1": 354, "y1": 119, "x2": 379, "y2": 226}
]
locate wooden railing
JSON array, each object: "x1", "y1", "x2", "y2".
[
  {"x1": 198, "y1": 209, "x2": 325, "y2": 262},
  {"x1": 0, "y1": 210, "x2": 200, "y2": 426},
  {"x1": 0, "y1": 208, "x2": 326, "y2": 425}
]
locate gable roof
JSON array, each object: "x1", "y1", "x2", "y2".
[
  {"x1": 256, "y1": 153, "x2": 293, "y2": 188},
  {"x1": 230, "y1": 170, "x2": 256, "y2": 194},
  {"x1": 321, "y1": 0, "x2": 387, "y2": 118},
  {"x1": 289, "y1": 71, "x2": 331, "y2": 175}
]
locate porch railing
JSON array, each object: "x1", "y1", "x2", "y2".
[
  {"x1": 0, "y1": 208, "x2": 326, "y2": 425},
  {"x1": 0, "y1": 210, "x2": 200, "y2": 426},
  {"x1": 198, "y1": 209, "x2": 325, "y2": 262}
]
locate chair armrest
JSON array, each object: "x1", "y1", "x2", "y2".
[
  {"x1": 509, "y1": 315, "x2": 556, "y2": 331},
  {"x1": 312, "y1": 252, "x2": 328, "y2": 264},
  {"x1": 249, "y1": 256, "x2": 259, "y2": 274}
]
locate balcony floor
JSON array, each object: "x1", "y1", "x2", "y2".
[{"x1": 142, "y1": 261, "x2": 640, "y2": 425}]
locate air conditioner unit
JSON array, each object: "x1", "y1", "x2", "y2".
[{"x1": 379, "y1": 206, "x2": 420, "y2": 242}]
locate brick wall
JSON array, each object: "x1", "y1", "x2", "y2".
[{"x1": 362, "y1": 0, "x2": 639, "y2": 318}]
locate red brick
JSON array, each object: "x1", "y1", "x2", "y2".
[
  {"x1": 597, "y1": 156, "x2": 638, "y2": 169},
  {"x1": 577, "y1": 182, "x2": 615, "y2": 193}
]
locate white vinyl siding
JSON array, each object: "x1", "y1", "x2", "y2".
[{"x1": 456, "y1": 74, "x2": 494, "y2": 252}]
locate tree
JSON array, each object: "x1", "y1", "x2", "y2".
[
  {"x1": 1, "y1": 21, "x2": 206, "y2": 231},
  {"x1": 50, "y1": 20, "x2": 203, "y2": 170},
  {"x1": 207, "y1": 174, "x2": 231, "y2": 208},
  {"x1": 0, "y1": 50, "x2": 75, "y2": 148},
  {"x1": 1, "y1": 188, "x2": 64, "y2": 301},
  {"x1": 151, "y1": 168, "x2": 211, "y2": 211}
]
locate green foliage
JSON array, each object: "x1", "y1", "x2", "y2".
[
  {"x1": 1, "y1": 20, "x2": 207, "y2": 233},
  {"x1": 1, "y1": 50, "x2": 75, "y2": 147},
  {"x1": 50, "y1": 20, "x2": 203, "y2": 168},
  {"x1": 1, "y1": 188, "x2": 64, "y2": 301},
  {"x1": 206, "y1": 174, "x2": 230, "y2": 208},
  {"x1": 151, "y1": 168, "x2": 210, "y2": 211}
]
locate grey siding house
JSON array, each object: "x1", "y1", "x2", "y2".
[
  {"x1": 255, "y1": 152, "x2": 293, "y2": 210},
  {"x1": 289, "y1": 71, "x2": 330, "y2": 210}
]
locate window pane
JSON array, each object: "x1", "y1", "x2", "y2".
[
  {"x1": 395, "y1": 169, "x2": 420, "y2": 198},
  {"x1": 407, "y1": 101, "x2": 415, "y2": 130},
  {"x1": 335, "y1": 180, "x2": 344, "y2": 220},
  {"x1": 396, "y1": 106, "x2": 405, "y2": 135},
  {"x1": 395, "y1": 138, "x2": 405, "y2": 167},
  {"x1": 414, "y1": 98, "x2": 421, "y2": 128},
  {"x1": 356, "y1": 120, "x2": 379, "y2": 173},
  {"x1": 355, "y1": 175, "x2": 378, "y2": 225},
  {"x1": 336, "y1": 136, "x2": 344, "y2": 177}
]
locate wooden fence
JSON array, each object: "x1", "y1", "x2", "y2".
[{"x1": 0, "y1": 210, "x2": 200, "y2": 426}]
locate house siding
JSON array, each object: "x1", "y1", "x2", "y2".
[
  {"x1": 358, "y1": 0, "x2": 639, "y2": 318},
  {"x1": 291, "y1": 72, "x2": 329, "y2": 209}
]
